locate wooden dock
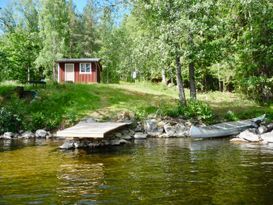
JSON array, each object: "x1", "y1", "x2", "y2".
[{"x1": 56, "y1": 122, "x2": 130, "y2": 139}]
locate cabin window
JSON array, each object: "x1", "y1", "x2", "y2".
[{"x1": 80, "y1": 63, "x2": 91, "y2": 74}]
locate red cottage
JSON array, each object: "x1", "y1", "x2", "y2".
[{"x1": 56, "y1": 58, "x2": 102, "y2": 83}]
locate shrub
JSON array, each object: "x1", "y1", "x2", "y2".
[
  {"x1": 224, "y1": 111, "x2": 239, "y2": 121},
  {"x1": 0, "y1": 107, "x2": 22, "y2": 133},
  {"x1": 239, "y1": 76, "x2": 273, "y2": 104},
  {"x1": 165, "y1": 100, "x2": 213, "y2": 121}
]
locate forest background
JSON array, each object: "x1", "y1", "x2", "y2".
[{"x1": 0, "y1": 0, "x2": 272, "y2": 105}]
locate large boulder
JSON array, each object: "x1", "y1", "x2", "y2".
[
  {"x1": 144, "y1": 119, "x2": 163, "y2": 136},
  {"x1": 35, "y1": 129, "x2": 47, "y2": 138}
]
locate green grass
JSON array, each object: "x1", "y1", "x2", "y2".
[{"x1": 0, "y1": 81, "x2": 272, "y2": 132}]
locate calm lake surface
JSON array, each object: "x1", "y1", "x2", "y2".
[{"x1": 1, "y1": 138, "x2": 273, "y2": 205}]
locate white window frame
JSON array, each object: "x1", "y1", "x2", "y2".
[{"x1": 79, "y1": 63, "x2": 92, "y2": 74}]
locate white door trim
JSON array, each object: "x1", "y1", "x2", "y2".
[
  {"x1": 65, "y1": 63, "x2": 75, "y2": 82},
  {"x1": 57, "y1": 63, "x2": 60, "y2": 83}
]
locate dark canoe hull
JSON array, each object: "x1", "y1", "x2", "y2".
[{"x1": 190, "y1": 115, "x2": 265, "y2": 138}]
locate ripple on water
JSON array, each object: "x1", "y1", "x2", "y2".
[{"x1": 1, "y1": 138, "x2": 273, "y2": 204}]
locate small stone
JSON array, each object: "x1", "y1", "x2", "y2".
[
  {"x1": 59, "y1": 140, "x2": 74, "y2": 149},
  {"x1": 134, "y1": 132, "x2": 147, "y2": 139},
  {"x1": 3, "y1": 132, "x2": 14, "y2": 139},
  {"x1": 35, "y1": 129, "x2": 47, "y2": 138}
]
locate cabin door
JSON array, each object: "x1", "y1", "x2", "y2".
[{"x1": 65, "y1": 64, "x2": 75, "y2": 82}]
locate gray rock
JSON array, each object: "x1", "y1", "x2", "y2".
[
  {"x1": 144, "y1": 119, "x2": 163, "y2": 136},
  {"x1": 164, "y1": 124, "x2": 176, "y2": 137},
  {"x1": 35, "y1": 129, "x2": 47, "y2": 138},
  {"x1": 159, "y1": 133, "x2": 170, "y2": 138},
  {"x1": 114, "y1": 132, "x2": 123, "y2": 138},
  {"x1": 3, "y1": 132, "x2": 14, "y2": 139},
  {"x1": 260, "y1": 131, "x2": 273, "y2": 143},
  {"x1": 59, "y1": 140, "x2": 74, "y2": 149},
  {"x1": 266, "y1": 123, "x2": 273, "y2": 132},
  {"x1": 134, "y1": 132, "x2": 147, "y2": 139},
  {"x1": 21, "y1": 131, "x2": 35, "y2": 139},
  {"x1": 230, "y1": 137, "x2": 248, "y2": 143},
  {"x1": 128, "y1": 129, "x2": 135, "y2": 136},
  {"x1": 238, "y1": 130, "x2": 261, "y2": 142},
  {"x1": 175, "y1": 124, "x2": 189, "y2": 137},
  {"x1": 110, "y1": 139, "x2": 129, "y2": 146},
  {"x1": 121, "y1": 135, "x2": 132, "y2": 140},
  {"x1": 88, "y1": 142, "x2": 100, "y2": 148},
  {"x1": 74, "y1": 140, "x2": 90, "y2": 148},
  {"x1": 121, "y1": 129, "x2": 129, "y2": 135},
  {"x1": 258, "y1": 125, "x2": 268, "y2": 134},
  {"x1": 135, "y1": 124, "x2": 143, "y2": 132},
  {"x1": 164, "y1": 124, "x2": 189, "y2": 137},
  {"x1": 46, "y1": 132, "x2": 53, "y2": 139}
]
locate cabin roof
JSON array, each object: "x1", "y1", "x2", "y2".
[{"x1": 56, "y1": 58, "x2": 101, "y2": 63}]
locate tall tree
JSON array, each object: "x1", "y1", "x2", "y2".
[{"x1": 35, "y1": 0, "x2": 70, "y2": 78}]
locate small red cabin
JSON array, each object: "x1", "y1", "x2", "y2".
[{"x1": 56, "y1": 58, "x2": 102, "y2": 83}]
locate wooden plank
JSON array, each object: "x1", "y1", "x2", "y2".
[{"x1": 56, "y1": 122, "x2": 130, "y2": 138}]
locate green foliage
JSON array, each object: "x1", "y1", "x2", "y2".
[
  {"x1": 239, "y1": 76, "x2": 273, "y2": 104},
  {"x1": 0, "y1": 107, "x2": 22, "y2": 133},
  {"x1": 224, "y1": 111, "x2": 239, "y2": 121},
  {"x1": 165, "y1": 100, "x2": 213, "y2": 121}
]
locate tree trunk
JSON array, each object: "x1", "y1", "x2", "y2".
[
  {"x1": 162, "y1": 68, "x2": 166, "y2": 84},
  {"x1": 175, "y1": 54, "x2": 186, "y2": 105},
  {"x1": 189, "y1": 62, "x2": 196, "y2": 99}
]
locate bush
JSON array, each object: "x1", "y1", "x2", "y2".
[
  {"x1": 0, "y1": 107, "x2": 22, "y2": 133},
  {"x1": 239, "y1": 76, "x2": 273, "y2": 104},
  {"x1": 165, "y1": 100, "x2": 213, "y2": 121}
]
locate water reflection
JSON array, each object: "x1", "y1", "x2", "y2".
[
  {"x1": 1, "y1": 138, "x2": 273, "y2": 204},
  {"x1": 57, "y1": 161, "x2": 105, "y2": 203}
]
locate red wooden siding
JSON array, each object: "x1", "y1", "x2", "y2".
[{"x1": 59, "y1": 62, "x2": 101, "y2": 83}]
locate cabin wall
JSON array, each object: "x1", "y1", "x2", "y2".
[{"x1": 59, "y1": 62, "x2": 100, "y2": 83}]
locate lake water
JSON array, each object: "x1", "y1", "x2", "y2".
[{"x1": 1, "y1": 138, "x2": 273, "y2": 204}]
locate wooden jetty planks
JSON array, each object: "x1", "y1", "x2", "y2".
[{"x1": 56, "y1": 122, "x2": 130, "y2": 138}]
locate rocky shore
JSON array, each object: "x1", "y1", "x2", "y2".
[
  {"x1": 2, "y1": 111, "x2": 273, "y2": 150},
  {"x1": 0, "y1": 129, "x2": 53, "y2": 140},
  {"x1": 231, "y1": 123, "x2": 273, "y2": 144},
  {"x1": 59, "y1": 115, "x2": 193, "y2": 149}
]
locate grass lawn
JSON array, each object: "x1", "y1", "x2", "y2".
[{"x1": 0, "y1": 81, "x2": 272, "y2": 132}]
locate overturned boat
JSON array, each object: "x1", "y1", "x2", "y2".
[{"x1": 190, "y1": 115, "x2": 266, "y2": 138}]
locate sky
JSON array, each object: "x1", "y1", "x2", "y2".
[{"x1": 0, "y1": 0, "x2": 88, "y2": 12}]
